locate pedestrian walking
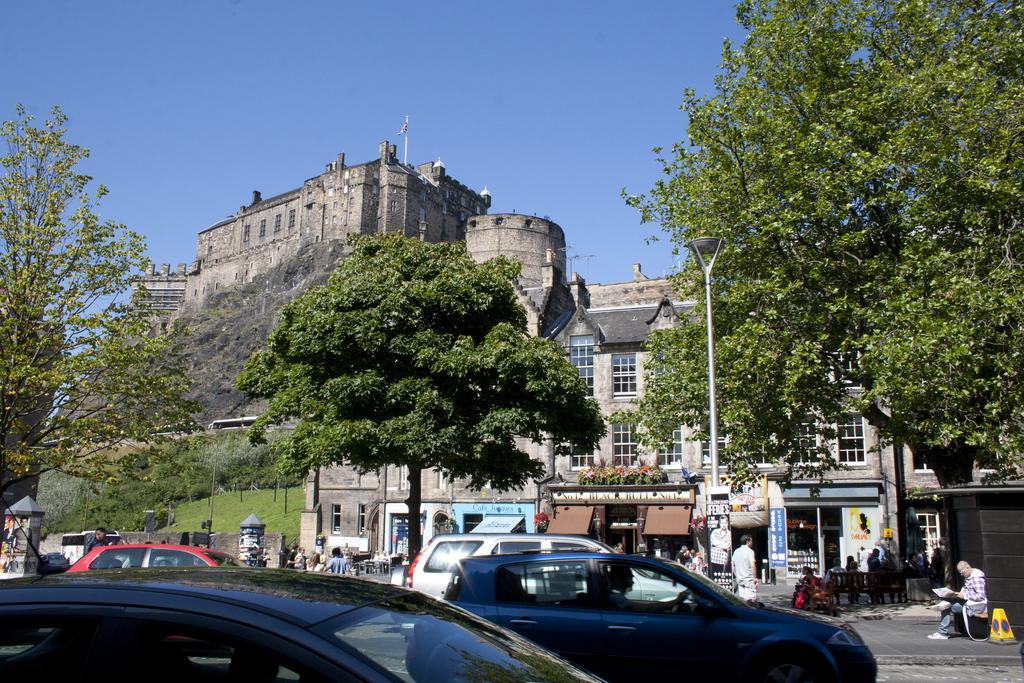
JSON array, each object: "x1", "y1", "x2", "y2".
[
  {"x1": 732, "y1": 534, "x2": 758, "y2": 602},
  {"x1": 85, "y1": 527, "x2": 116, "y2": 554},
  {"x1": 325, "y1": 547, "x2": 349, "y2": 575}
]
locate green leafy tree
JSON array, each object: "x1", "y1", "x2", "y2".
[
  {"x1": 626, "y1": 0, "x2": 1023, "y2": 487},
  {"x1": 0, "y1": 105, "x2": 197, "y2": 503},
  {"x1": 238, "y1": 234, "x2": 604, "y2": 556}
]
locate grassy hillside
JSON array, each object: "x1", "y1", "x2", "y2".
[{"x1": 162, "y1": 486, "x2": 303, "y2": 541}]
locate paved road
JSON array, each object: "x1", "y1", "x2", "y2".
[{"x1": 878, "y1": 664, "x2": 1022, "y2": 682}]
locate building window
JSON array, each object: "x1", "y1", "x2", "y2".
[
  {"x1": 569, "y1": 335, "x2": 594, "y2": 395},
  {"x1": 656, "y1": 427, "x2": 684, "y2": 468},
  {"x1": 701, "y1": 435, "x2": 728, "y2": 466},
  {"x1": 570, "y1": 448, "x2": 596, "y2": 470},
  {"x1": 328, "y1": 187, "x2": 334, "y2": 197},
  {"x1": 838, "y1": 414, "x2": 866, "y2": 464},
  {"x1": 331, "y1": 504, "x2": 342, "y2": 533},
  {"x1": 917, "y1": 512, "x2": 941, "y2": 555},
  {"x1": 288, "y1": 209, "x2": 296, "y2": 231},
  {"x1": 612, "y1": 423, "x2": 637, "y2": 466},
  {"x1": 356, "y1": 504, "x2": 366, "y2": 535},
  {"x1": 242, "y1": 225, "x2": 250, "y2": 242},
  {"x1": 259, "y1": 219, "x2": 266, "y2": 239},
  {"x1": 612, "y1": 353, "x2": 637, "y2": 396},
  {"x1": 274, "y1": 214, "x2": 282, "y2": 234},
  {"x1": 912, "y1": 448, "x2": 931, "y2": 472},
  {"x1": 796, "y1": 421, "x2": 818, "y2": 463},
  {"x1": 390, "y1": 200, "x2": 397, "y2": 212}
]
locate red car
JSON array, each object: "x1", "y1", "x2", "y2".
[{"x1": 67, "y1": 543, "x2": 239, "y2": 572}]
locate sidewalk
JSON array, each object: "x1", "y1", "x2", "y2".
[{"x1": 758, "y1": 583, "x2": 1021, "y2": 666}]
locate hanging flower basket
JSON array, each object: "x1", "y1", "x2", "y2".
[
  {"x1": 534, "y1": 512, "x2": 550, "y2": 533},
  {"x1": 578, "y1": 464, "x2": 667, "y2": 486}
]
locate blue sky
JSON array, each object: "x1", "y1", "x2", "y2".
[{"x1": 2, "y1": 1, "x2": 744, "y2": 286}]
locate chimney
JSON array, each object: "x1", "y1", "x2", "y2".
[
  {"x1": 160, "y1": 263, "x2": 170, "y2": 276},
  {"x1": 632, "y1": 262, "x2": 649, "y2": 282},
  {"x1": 176, "y1": 263, "x2": 186, "y2": 275},
  {"x1": 251, "y1": 190, "x2": 262, "y2": 206},
  {"x1": 572, "y1": 272, "x2": 590, "y2": 308},
  {"x1": 379, "y1": 141, "x2": 396, "y2": 163},
  {"x1": 147, "y1": 263, "x2": 156, "y2": 276}
]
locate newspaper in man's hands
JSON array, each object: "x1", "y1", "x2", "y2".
[{"x1": 933, "y1": 587, "x2": 957, "y2": 598}]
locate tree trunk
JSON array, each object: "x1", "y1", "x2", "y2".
[{"x1": 405, "y1": 467, "x2": 423, "y2": 560}]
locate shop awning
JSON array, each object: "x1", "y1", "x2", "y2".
[
  {"x1": 470, "y1": 516, "x2": 525, "y2": 533},
  {"x1": 547, "y1": 506, "x2": 594, "y2": 534},
  {"x1": 642, "y1": 505, "x2": 691, "y2": 536}
]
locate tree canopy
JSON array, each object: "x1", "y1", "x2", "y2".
[
  {"x1": 238, "y1": 234, "x2": 604, "y2": 555},
  {"x1": 626, "y1": 0, "x2": 1023, "y2": 487},
  {"x1": 0, "y1": 106, "x2": 197, "y2": 503}
]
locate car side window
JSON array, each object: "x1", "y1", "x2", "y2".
[
  {"x1": 493, "y1": 541, "x2": 542, "y2": 554},
  {"x1": 149, "y1": 549, "x2": 205, "y2": 567},
  {"x1": 132, "y1": 624, "x2": 319, "y2": 681},
  {"x1": 88, "y1": 547, "x2": 146, "y2": 569},
  {"x1": 0, "y1": 618, "x2": 100, "y2": 679},
  {"x1": 549, "y1": 542, "x2": 587, "y2": 551},
  {"x1": 496, "y1": 561, "x2": 591, "y2": 608},
  {"x1": 203, "y1": 551, "x2": 239, "y2": 566},
  {"x1": 424, "y1": 541, "x2": 483, "y2": 573},
  {"x1": 599, "y1": 563, "x2": 697, "y2": 613}
]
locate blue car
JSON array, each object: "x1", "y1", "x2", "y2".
[{"x1": 446, "y1": 551, "x2": 876, "y2": 683}]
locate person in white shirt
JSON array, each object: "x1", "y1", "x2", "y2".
[{"x1": 732, "y1": 534, "x2": 758, "y2": 602}]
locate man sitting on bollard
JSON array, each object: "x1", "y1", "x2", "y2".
[{"x1": 929, "y1": 560, "x2": 987, "y2": 640}]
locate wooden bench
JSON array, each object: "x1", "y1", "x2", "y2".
[
  {"x1": 828, "y1": 571, "x2": 867, "y2": 606},
  {"x1": 865, "y1": 571, "x2": 907, "y2": 603}
]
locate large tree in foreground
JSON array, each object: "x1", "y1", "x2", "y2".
[
  {"x1": 627, "y1": 0, "x2": 1023, "y2": 487},
  {"x1": 238, "y1": 234, "x2": 604, "y2": 557},
  {"x1": 0, "y1": 106, "x2": 197, "y2": 503}
]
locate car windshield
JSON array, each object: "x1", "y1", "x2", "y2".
[
  {"x1": 316, "y1": 592, "x2": 600, "y2": 682},
  {"x1": 652, "y1": 559, "x2": 751, "y2": 608}
]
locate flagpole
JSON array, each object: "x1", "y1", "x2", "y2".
[{"x1": 403, "y1": 115, "x2": 408, "y2": 165}]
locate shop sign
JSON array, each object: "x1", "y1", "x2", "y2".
[
  {"x1": 552, "y1": 488, "x2": 694, "y2": 503},
  {"x1": 707, "y1": 488, "x2": 732, "y2": 589},
  {"x1": 768, "y1": 508, "x2": 787, "y2": 568},
  {"x1": 883, "y1": 527, "x2": 893, "y2": 539}
]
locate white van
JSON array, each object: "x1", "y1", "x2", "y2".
[{"x1": 398, "y1": 533, "x2": 614, "y2": 598}]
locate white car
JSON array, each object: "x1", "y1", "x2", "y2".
[{"x1": 397, "y1": 533, "x2": 614, "y2": 598}]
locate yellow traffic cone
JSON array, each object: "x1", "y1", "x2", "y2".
[{"x1": 989, "y1": 608, "x2": 1018, "y2": 644}]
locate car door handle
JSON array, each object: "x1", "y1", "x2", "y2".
[
  {"x1": 509, "y1": 619, "x2": 537, "y2": 626},
  {"x1": 607, "y1": 625, "x2": 637, "y2": 632}
]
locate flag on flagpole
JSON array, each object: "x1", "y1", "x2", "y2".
[{"x1": 398, "y1": 116, "x2": 408, "y2": 135}]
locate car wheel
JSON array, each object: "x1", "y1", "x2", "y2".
[{"x1": 755, "y1": 660, "x2": 822, "y2": 683}]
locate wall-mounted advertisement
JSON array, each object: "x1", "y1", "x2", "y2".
[
  {"x1": 842, "y1": 506, "x2": 880, "y2": 562},
  {"x1": 768, "y1": 508, "x2": 787, "y2": 568},
  {"x1": 706, "y1": 486, "x2": 732, "y2": 588}
]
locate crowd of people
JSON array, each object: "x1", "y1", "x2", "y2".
[
  {"x1": 673, "y1": 546, "x2": 707, "y2": 574},
  {"x1": 280, "y1": 544, "x2": 392, "y2": 575}
]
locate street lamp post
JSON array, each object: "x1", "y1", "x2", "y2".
[{"x1": 688, "y1": 237, "x2": 725, "y2": 487}]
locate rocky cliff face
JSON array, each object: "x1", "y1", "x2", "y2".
[{"x1": 173, "y1": 239, "x2": 350, "y2": 426}]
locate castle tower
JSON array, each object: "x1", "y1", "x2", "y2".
[{"x1": 465, "y1": 214, "x2": 567, "y2": 288}]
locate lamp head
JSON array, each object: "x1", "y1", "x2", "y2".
[{"x1": 687, "y1": 237, "x2": 724, "y2": 273}]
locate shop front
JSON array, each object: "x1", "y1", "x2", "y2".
[
  {"x1": 451, "y1": 502, "x2": 536, "y2": 535},
  {"x1": 781, "y1": 484, "x2": 884, "y2": 577},
  {"x1": 547, "y1": 483, "x2": 696, "y2": 556}
]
